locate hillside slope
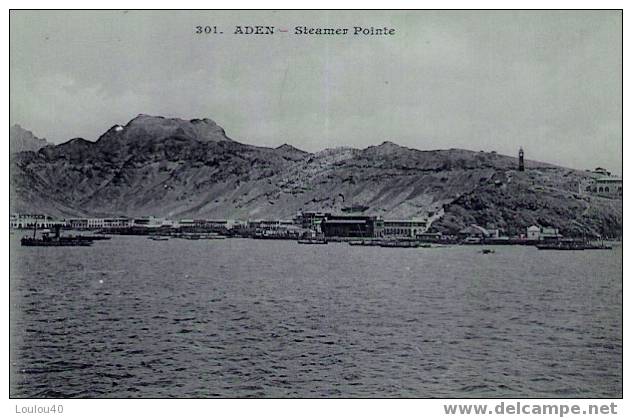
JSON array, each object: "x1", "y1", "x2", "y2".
[{"x1": 10, "y1": 115, "x2": 622, "y2": 237}]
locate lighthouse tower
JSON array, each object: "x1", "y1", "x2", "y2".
[{"x1": 518, "y1": 147, "x2": 525, "y2": 172}]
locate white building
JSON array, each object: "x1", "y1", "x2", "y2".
[
  {"x1": 10, "y1": 213, "x2": 63, "y2": 229},
  {"x1": 383, "y1": 219, "x2": 428, "y2": 238},
  {"x1": 527, "y1": 225, "x2": 541, "y2": 240},
  {"x1": 587, "y1": 176, "x2": 623, "y2": 198},
  {"x1": 527, "y1": 225, "x2": 562, "y2": 241}
]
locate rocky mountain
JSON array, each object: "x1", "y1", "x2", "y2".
[
  {"x1": 9, "y1": 115, "x2": 623, "y2": 237},
  {"x1": 10, "y1": 124, "x2": 51, "y2": 153}
]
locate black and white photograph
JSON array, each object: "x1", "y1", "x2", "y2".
[{"x1": 7, "y1": 7, "x2": 623, "y2": 407}]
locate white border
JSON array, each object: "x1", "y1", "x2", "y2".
[{"x1": 1, "y1": 3, "x2": 625, "y2": 417}]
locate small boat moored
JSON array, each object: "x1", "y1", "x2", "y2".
[
  {"x1": 379, "y1": 240, "x2": 421, "y2": 248},
  {"x1": 297, "y1": 239, "x2": 328, "y2": 244}
]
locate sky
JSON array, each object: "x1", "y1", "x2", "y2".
[{"x1": 10, "y1": 10, "x2": 622, "y2": 173}]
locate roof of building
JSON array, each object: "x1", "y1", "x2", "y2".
[
  {"x1": 323, "y1": 219, "x2": 368, "y2": 224},
  {"x1": 595, "y1": 177, "x2": 623, "y2": 183}
]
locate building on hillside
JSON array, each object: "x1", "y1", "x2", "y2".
[
  {"x1": 587, "y1": 175, "x2": 622, "y2": 198},
  {"x1": 592, "y1": 167, "x2": 611, "y2": 176}
]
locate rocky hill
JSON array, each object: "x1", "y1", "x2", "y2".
[
  {"x1": 10, "y1": 115, "x2": 622, "y2": 237},
  {"x1": 10, "y1": 124, "x2": 51, "y2": 153}
]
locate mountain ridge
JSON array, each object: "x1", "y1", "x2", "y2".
[{"x1": 9, "y1": 115, "x2": 622, "y2": 237}]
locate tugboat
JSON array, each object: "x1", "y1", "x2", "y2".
[{"x1": 21, "y1": 225, "x2": 93, "y2": 247}]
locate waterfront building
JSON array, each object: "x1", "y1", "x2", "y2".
[
  {"x1": 415, "y1": 232, "x2": 443, "y2": 242},
  {"x1": 541, "y1": 227, "x2": 562, "y2": 240},
  {"x1": 178, "y1": 219, "x2": 196, "y2": 228},
  {"x1": 103, "y1": 217, "x2": 132, "y2": 228},
  {"x1": 383, "y1": 219, "x2": 427, "y2": 238},
  {"x1": 65, "y1": 217, "x2": 131, "y2": 230},
  {"x1": 132, "y1": 216, "x2": 165, "y2": 228},
  {"x1": 248, "y1": 219, "x2": 294, "y2": 231},
  {"x1": 320, "y1": 215, "x2": 384, "y2": 238},
  {"x1": 67, "y1": 218, "x2": 89, "y2": 230},
  {"x1": 10, "y1": 213, "x2": 62, "y2": 229},
  {"x1": 526, "y1": 225, "x2": 562, "y2": 241},
  {"x1": 176, "y1": 218, "x2": 236, "y2": 231},
  {"x1": 231, "y1": 220, "x2": 249, "y2": 230},
  {"x1": 527, "y1": 225, "x2": 541, "y2": 240},
  {"x1": 87, "y1": 218, "x2": 105, "y2": 229},
  {"x1": 206, "y1": 219, "x2": 235, "y2": 229},
  {"x1": 297, "y1": 211, "x2": 330, "y2": 230}
]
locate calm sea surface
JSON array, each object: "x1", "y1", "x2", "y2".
[{"x1": 9, "y1": 236, "x2": 622, "y2": 398}]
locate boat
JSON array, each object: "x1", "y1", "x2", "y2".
[
  {"x1": 148, "y1": 236, "x2": 169, "y2": 241},
  {"x1": 198, "y1": 233, "x2": 226, "y2": 240},
  {"x1": 583, "y1": 242, "x2": 613, "y2": 250},
  {"x1": 180, "y1": 234, "x2": 200, "y2": 240},
  {"x1": 379, "y1": 240, "x2": 420, "y2": 248},
  {"x1": 21, "y1": 236, "x2": 93, "y2": 247},
  {"x1": 69, "y1": 235, "x2": 111, "y2": 241},
  {"x1": 536, "y1": 240, "x2": 586, "y2": 250},
  {"x1": 348, "y1": 240, "x2": 381, "y2": 246},
  {"x1": 480, "y1": 248, "x2": 495, "y2": 254},
  {"x1": 536, "y1": 237, "x2": 614, "y2": 250},
  {"x1": 21, "y1": 225, "x2": 94, "y2": 247},
  {"x1": 297, "y1": 239, "x2": 328, "y2": 244}
]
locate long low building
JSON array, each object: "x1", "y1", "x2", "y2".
[
  {"x1": 320, "y1": 215, "x2": 384, "y2": 238},
  {"x1": 383, "y1": 219, "x2": 427, "y2": 238},
  {"x1": 10, "y1": 213, "x2": 63, "y2": 229}
]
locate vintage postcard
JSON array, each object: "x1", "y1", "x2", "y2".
[{"x1": 8, "y1": 9, "x2": 622, "y2": 405}]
